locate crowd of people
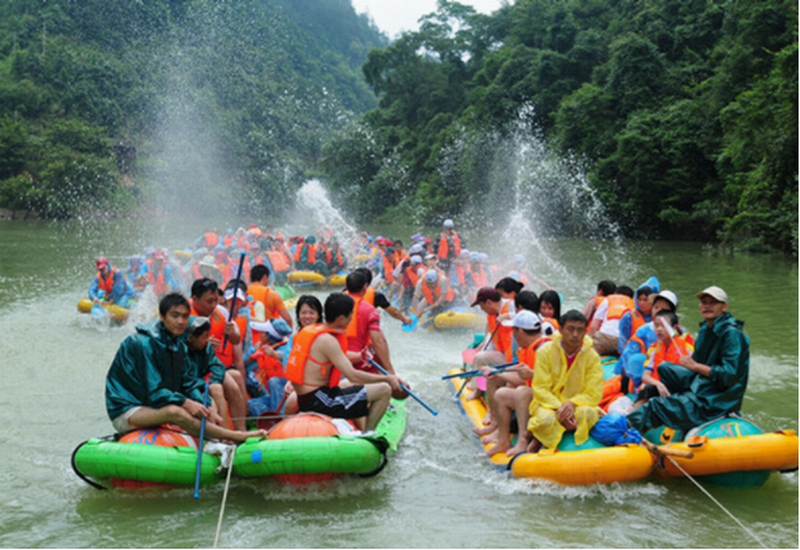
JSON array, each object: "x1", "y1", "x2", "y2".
[{"x1": 94, "y1": 220, "x2": 750, "y2": 460}]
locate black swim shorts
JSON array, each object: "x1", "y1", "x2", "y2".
[{"x1": 297, "y1": 385, "x2": 369, "y2": 419}]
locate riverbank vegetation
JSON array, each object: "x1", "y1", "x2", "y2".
[
  {"x1": 0, "y1": 1, "x2": 796, "y2": 255},
  {"x1": 322, "y1": 0, "x2": 797, "y2": 255},
  {"x1": 0, "y1": 0, "x2": 384, "y2": 219}
]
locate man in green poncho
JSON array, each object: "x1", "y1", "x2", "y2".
[
  {"x1": 627, "y1": 286, "x2": 750, "y2": 432},
  {"x1": 105, "y1": 293, "x2": 265, "y2": 442}
]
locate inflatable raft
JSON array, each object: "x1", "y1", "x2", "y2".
[
  {"x1": 72, "y1": 400, "x2": 406, "y2": 489},
  {"x1": 77, "y1": 298, "x2": 130, "y2": 323},
  {"x1": 234, "y1": 399, "x2": 406, "y2": 482},
  {"x1": 417, "y1": 307, "x2": 484, "y2": 331},
  {"x1": 327, "y1": 271, "x2": 348, "y2": 287},
  {"x1": 446, "y1": 369, "x2": 655, "y2": 484},
  {"x1": 287, "y1": 271, "x2": 327, "y2": 287},
  {"x1": 447, "y1": 367, "x2": 798, "y2": 486},
  {"x1": 72, "y1": 426, "x2": 223, "y2": 489}
]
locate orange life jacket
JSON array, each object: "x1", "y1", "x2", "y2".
[
  {"x1": 469, "y1": 265, "x2": 489, "y2": 287},
  {"x1": 362, "y1": 287, "x2": 376, "y2": 306},
  {"x1": 97, "y1": 268, "x2": 118, "y2": 295},
  {"x1": 326, "y1": 249, "x2": 345, "y2": 269},
  {"x1": 247, "y1": 282, "x2": 280, "y2": 320},
  {"x1": 487, "y1": 300, "x2": 513, "y2": 360},
  {"x1": 405, "y1": 264, "x2": 420, "y2": 288},
  {"x1": 146, "y1": 260, "x2": 168, "y2": 296},
  {"x1": 421, "y1": 279, "x2": 455, "y2": 305},
  {"x1": 344, "y1": 292, "x2": 372, "y2": 351},
  {"x1": 606, "y1": 294, "x2": 635, "y2": 321},
  {"x1": 647, "y1": 334, "x2": 695, "y2": 381},
  {"x1": 437, "y1": 231, "x2": 461, "y2": 260},
  {"x1": 222, "y1": 235, "x2": 234, "y2": 247},
  {"x1": 382, "y1": 254, "x2": 397, "y2": 284},
  {"x1": 266, "y1": 250, "x2": 289, "y2": 273},
  {"x1": 518, "y1": 335, "x2": 552, "y2": 387},
  {"x1": 294, "y1": 243, "x2": 316, "y2": 264},
  {"x1": 251, "y1": 345, "x2": 285, "y2": 384},
  {"x1": 204, "y1": 231, "x2": 219, "y2": 248},
  {"x1": 630, "y1": 310, "x2": 648, "y2": 334},
  {"x1": 204, "y1": 306, "x2": 248, "y2": 368},
  {"x1": 285, "y1": 324, "x2": 347, "y2": 388}
]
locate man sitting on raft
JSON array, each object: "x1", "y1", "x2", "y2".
[
  {"x1": 105, "y1": 293, "x2": 266, "y2": 443},
  {"x1": 285, "y1": 293, "x2": 407, "y2": 432},
  {"x1": 527, "y1": 310, "x2": 603, "y2": 452},
  {"x1": 626, "y1": 286, "x2": 750, "y2": 433}
]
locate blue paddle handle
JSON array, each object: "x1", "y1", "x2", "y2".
[
  {"x1": 193, "y1": 381, "x2": 210, "y2": 499},
  {"x1": 367, "y1": 358, "x2": 438, "y2": 416},
  {"x1": 441, "y1": 361, "x2": 518, "y2": 380}
]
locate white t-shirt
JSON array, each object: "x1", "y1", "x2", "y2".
[{"x1": 594, "y1": 299, "x2": 621, "y2": 337}]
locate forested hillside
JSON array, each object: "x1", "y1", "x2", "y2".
[
  {"x1": 0, "y1": 0, "x2": 385, "y2": 219},
  {"x1": 321, "y1": 0, "x2": 797, "y2": 255}
]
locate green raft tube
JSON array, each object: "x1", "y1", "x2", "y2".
[{"x1": 72, "y1": 399, "x2": 406, "y2": 489}]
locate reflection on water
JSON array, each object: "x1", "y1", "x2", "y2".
[{"x1": 0, "y1": 219, "x2": 797, "y2": 548}]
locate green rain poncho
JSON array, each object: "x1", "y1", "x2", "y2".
[{"x1": 105, "y1": 320, "x2": 205, "y2": 421}]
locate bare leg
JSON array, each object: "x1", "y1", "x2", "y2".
[
  {"x1": 483, "y1": 387, "x2": 514, "y2": 456},
  {"x1": 364, "y1": 382, "x2": 391, "y2": 431},
  {"x1": 223, "y1": 371, "x2": 247, "y2": 431},
  {"x1": 506, "y1": 386, "x2": 533, "y2": 456},
  {"x1": 209, "y1": 383, "x2": 230, "y2": 428},
  {"x1": 128, "y1": 405, "x2": 265, "y2": 443}
]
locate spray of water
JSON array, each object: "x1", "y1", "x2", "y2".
[
  {"x1": 439, "y1": 105, "x2": 632, "y2": 300},
  {"x1": 291, "y1": 179, "x2": 360, "y2": 251}
]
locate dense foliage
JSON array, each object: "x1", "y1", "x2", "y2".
[
  {"x1": 0, "y1": 0, "x2": 385, "y2": 219},
  {"x1": 321, "y1": 0, "x2": 797, "y2": 255}
]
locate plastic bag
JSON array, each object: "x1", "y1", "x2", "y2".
[{"x1": 590, "y1": 413, "x2": 643, "y2": 446}]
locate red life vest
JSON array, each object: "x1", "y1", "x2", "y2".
[{"x1": 285, "y1": 324, "x2": 347, "y2": 388}]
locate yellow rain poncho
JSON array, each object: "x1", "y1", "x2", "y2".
[{"x1": 527, "y1": 334, "x2": 603, "y2": 449}]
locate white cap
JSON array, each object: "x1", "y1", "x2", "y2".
[
  {"x1": 410, "y1": 255, "x2": 423, "y2": 265},
  {"x1": 224, "y1": 287, "x2": 247, "y2": 302},
  {"x1": 443, "y1": 219, "x2": 454, "y2": 228},
  {"x1": 653, "y1": 290, "x2": 678, "y2": 308},
  {"x1": 425, "y1": 270, "x2": 438, "y2": 283},
  {"x1": 501, "y1": 310, "x2": 542, "y2": 331},
  {"x1": 697, "y1": 286, "x2": 728, "y2": 303}
]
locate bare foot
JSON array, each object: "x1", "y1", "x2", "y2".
[
  {"x1": 506, "y1": 440, "x2": 529, "y2": 457},
  {"x1": 481, "y1": 411, "x2": 493, "y2": 426},
  {"x1": 466, "y1": 389, "x2": 483, "y2": 401},
  {"x1": 236, "y1": 429, "x2": 267, "y2": 442},
  {"x1": 485, "y1": 440, "x2": 512, "y2": 457},
  {"x1": 480, "y1": 433, "x2": 500, "y2": 446},
  {"x1": 473, "y1": 423, "x2": 497, "y2": 437},
  {"x1": 527, "y1": 438, "x2": 542, "y2": 454}
]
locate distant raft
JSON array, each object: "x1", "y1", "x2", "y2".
[
  {"x1": 429, "y1": 307, "x2": 484, "y2": 331},
  {"x1": 287, "y1": 271, "x2": 327, "y2": 287},
  {"x1": 327, "y1": 271, "x2": 348, "y2": 287},
  {"x1": 77, "y1": 298, "x2": 129, "y2": 323}
]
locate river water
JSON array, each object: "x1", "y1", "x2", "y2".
[{"x1": 0, "y1": 218, "x2": 797, "y2": 548}]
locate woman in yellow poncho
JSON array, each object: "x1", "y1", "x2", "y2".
[{"x1": 527, "y1": 310, "x2": 603, "y2": 450}]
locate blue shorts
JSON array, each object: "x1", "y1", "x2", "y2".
[{"x1": 297, "y1": 385, "x2": 369, "y2": 419}]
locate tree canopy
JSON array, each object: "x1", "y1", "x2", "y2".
[{"x1": 322, "y1": 0, "x2": 797, "y2": 255}]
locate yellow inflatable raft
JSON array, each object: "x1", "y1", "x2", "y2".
[
  {"x1": 447, "y1": 369, "x2": 655, "y2": 484},
  {"x1": 77, "y1": 299, "x2": 129, "y2": 323},
  {"x1": 287, "y1": 271, "x2": 326, "y2": 286},
  {"x1": 327, "y1": 273, "x2": 347, "y2": 287},
  {"x1": 432, "y1": 309, "x2": 484, "y2": 331}
]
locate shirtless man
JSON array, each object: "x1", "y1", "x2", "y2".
[{"x1": 285, "y1": 293, "x2": 407, "y2": 431}]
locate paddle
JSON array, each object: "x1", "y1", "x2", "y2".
[
  {"x1": 401, "y1": 312, "x2": 419, "y2": 332},
  {"x1": 441, "y1": 361, "x2": 518, "y2": 380},
  {"x1": 365, "y1": 357, "x2": 438, "y2": 416},
  {"x1": 222, "y1": 252, "x2": 247, "y2": 350},
  {"x1": 193, "y1": 381, "x2": 210, "y2": 499}
]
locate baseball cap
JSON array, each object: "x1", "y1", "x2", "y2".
[
  {"x1": 425, "y1": 270, "x2": 438, "y2": 283},
  {"x1": 697, "y1": 286, "x2": 728, "y2": 303},
  {"x1": 224, "y1": 287, "x2": 247, "y2": 302},
  {"x1": 501, "y1": 310, "x2": 542, "y2": 331},
  {"x1": 188, "y1": 315, "x2": 210, "y2": 335},
  {"x1": 96, "y1": 257, "x2": 109, "y2": 270},
  {"x1": 410, "y1": 255, "x2": 422, "y2": 265},
  {"x1": 471, "y1": 286, "x2": 501, "y2": 307},
  {"x1": 443, "y1": 219, "x2": 454, "y2": 228},
  {"x1": 653, "y1": 290, "x2": 678, "y2": 308},
  {"x1": 251, "y1": 318, "x2": 292, "y2": 343}
]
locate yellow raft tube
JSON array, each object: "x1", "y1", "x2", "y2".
[
  {"x1": 446, "y1": 369, "x2": 655, "y2": 484},
  {"x1": 433, "y1": 309, "x2": 485, "y2": 331},
  {"x1": 77, "y1": 299, "x2": 129, "y2": 323}
]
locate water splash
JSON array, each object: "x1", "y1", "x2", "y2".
[
  {"x1": 440, "y1": 105, "x2": 632, "y2": 299},
  {"x1": 292, "y1": 179, "x2": 360, "y2": 251}
]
